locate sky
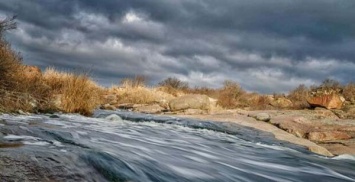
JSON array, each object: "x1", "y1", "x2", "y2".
[{"x1": 0, "y1": 0, "x2": 354, "y2": 93}]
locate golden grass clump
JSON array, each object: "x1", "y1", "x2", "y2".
[
  {"x1": 0, "y1": 36, "x2": 54, "y2": 112},
  {"x1": 120, "y1": 75, "x2": 146, "y2": 88},
  {"x1": 43, "y1": 68, "x2": 104, "y2": 116},
  {"x1": 343, "y1": 83, "x2": 355, "y2": 104},
  {"x1": 109, "y1": 86, "x2": 175, "y2": 108}
]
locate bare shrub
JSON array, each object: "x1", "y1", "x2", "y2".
[
  {"x1": 343, "y1": 83, "x2": 355, "y2": 103},
  {"x1": 288, "y1": 84, "x2": 310, "y2": 109},
  {"x1": 217, "y1": 80, "x2": 245, "y2": 109},
  {"x1": 158, "y1": 77, "x2": 189, "y2": 96}
]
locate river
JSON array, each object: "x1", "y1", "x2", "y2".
[{"x1": 0, "y1": 110, "x2": 354, "y2": 182}]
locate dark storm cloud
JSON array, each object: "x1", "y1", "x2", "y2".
[{"x1": 0, "y1": 0, "x2": 355, "y2": 92}]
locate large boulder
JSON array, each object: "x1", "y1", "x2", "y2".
[
  {"x1": 307, "y1": 94, "x2": 344, "y2": 109},
  {"x1": 307, "y1": 131, "x2": 352, "y2": 142},
  {"x1": 168, "y1": 94, "x2": 210, "y2": 112}
]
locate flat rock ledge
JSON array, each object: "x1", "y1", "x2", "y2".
[{"x1": 174, "y1": 112, "x2": 335, "y2": 157}]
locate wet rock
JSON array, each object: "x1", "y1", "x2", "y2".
[
  {"x1": 134, "y1": 104, "x2": 164, "y2": 114},
  {"x1": 105, "y1": 114, "x2": 123, "y2": 121},
  {"x1": 49, "y1": 114, "x2": 60, "y2": 118},
  {"x1": 18, "y1": 110, "x2": 29, "y2": 115},
  {"x1": 169, "y1": 94, "x2": 210, "y2": 112},
  {"x1": 307, "y1": 131, "x2": 352, "y2": 142},
  {"x1": 307, "y1": 94, "x2": 344, "y2": 109},
  {"x1": 308, "y1": 146, "x2": 334, "y2": 157}
]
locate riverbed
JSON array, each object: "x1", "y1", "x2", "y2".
[{"x1": 0, "y1": 110, "x2": 354, "y2": 181}]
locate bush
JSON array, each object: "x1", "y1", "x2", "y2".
[
  {"x1": 217, "y1": 80, "x2": 245, "y2": 109},
  {"x1": 158, "y1": 77, "x2": 189, "y2": 96},
  {"x1": 158, "y1": 77, "x2": 189, "y2": 90},
  {"x1": 287, "y1": 84, "x2": 310, "y2": 109},
  {"x1": 343, "y1": 83, "x2": 355, "y2": 103}
]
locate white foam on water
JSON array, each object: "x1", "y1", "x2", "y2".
[
  {"x1": 166, "y1": 165, "x2": 213, "y2": 179},
  {"x1": 23, "y1": 141, "x2": 49, "y2": 146},
  {"x1": 4, "y1": 134, "x2": 39, "y2": 140},
  {"x1": 76, "y1": 131, "x2": 88, "y2": 135},
  {"x1": 333, "y1": 154, "x2": 355, "y2": 161},
  {"x1": 52, "y1": 140, "x2": 64, "y2": 147},
  {"x1": 255, "y1": 142, "x2": 299, "y2": 153}
]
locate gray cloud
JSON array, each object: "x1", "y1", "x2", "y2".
[{"x1": 1, "y1": 0, "x2": 355, "y2": 93}]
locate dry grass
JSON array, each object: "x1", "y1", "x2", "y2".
[
  {"x1": 43, "y1": 68, "x2": 104, "y2": 116},
  {"x1": 343, "y1": 83, "x2": 355, "y2": 103},
  {"x1": 108, "y1": 86, "x2": 175, "y2": 108},
  {"x1": 0, "y1": 37, "x2": 55, "y2": 113},
  {"x1": 187, "y1": 86, "x2": 219, "y2": 99},
  {"x1": 120, "y1": 75, "x2": 147, "y2": 88}
]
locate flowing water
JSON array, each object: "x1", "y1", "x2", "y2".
[{"x1": 0, "y1": 110, "x2": 354, "y2": 182}]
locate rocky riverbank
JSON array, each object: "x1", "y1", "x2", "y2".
[
  {"x1": 174, "y1": 109, "x2": 355, "y2": 157},
  {"x1": 101, "y1": 92, "x2": 355, "y2": 157}
]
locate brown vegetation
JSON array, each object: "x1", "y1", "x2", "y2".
[
  {"x1": 216, "y1": 80, "x2": 246, "y2": 109},
  {"x1": 43, "y1": 68, "x2": 104, "y2": 116},
  {"x1": 288, "y1": 84, "x2": 310, "y2": 109}
]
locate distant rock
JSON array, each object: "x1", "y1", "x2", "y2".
[
  {"x1": 307, "y1": 94, "x2": 344, "y2": 110},
  {"x1": 252, "y1": 113, "x2": 271, "y2": 122},
  {"x1": 105, "y1": 114, "x2": 123, "y2": 121},
  {"x1": 100, "y1": 104, "x2": 116, "y2": 111},
  {"x1": 169, "y1": 94, "x2": 210, "y2": 112},
  {"x1": 307, "y1": 131, "x2": 352, "y2": 142},
  {"x1": 134, "y1": 104, "x2": 165, "y2": 114}
]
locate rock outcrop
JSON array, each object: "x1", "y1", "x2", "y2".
[
  {"x1": 169, "y1": 94, "x2": 210, "y2": 112},
  {"x1": 307, "y1": 131, "x2": 352, "y2": 142},
  {"x1": 307, "y1": 94, "x2": 344, "y2": 109}
]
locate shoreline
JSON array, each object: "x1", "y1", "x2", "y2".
[
  {"x1": 170, "y1": 112, "x2": 334, "y2": 157},
  {"x1": 161, "y1": 109, "x2": 355, "y2": 157}
]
